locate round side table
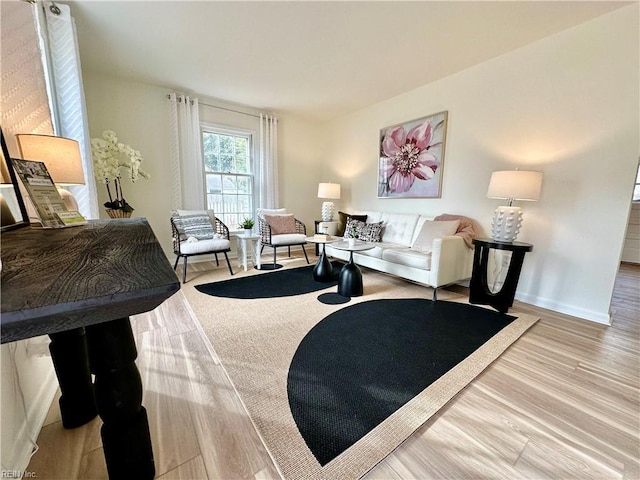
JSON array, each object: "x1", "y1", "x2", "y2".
[
  {"x1": 329, "y1": 240, "x2": 375, "y2": 297},
  {"x1": 469, "y1": 237, "x2": 533, "y2": 313},
  {"x1": 235, "y1": 234, "x2": 261, "y2": 272},
  {"x1": 305, "y1": 237, "x2": 339, "y2": 282}
]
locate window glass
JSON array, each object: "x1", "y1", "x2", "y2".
[{"x1": 202, "y1": 128, "x2": 253, "y2": 228}]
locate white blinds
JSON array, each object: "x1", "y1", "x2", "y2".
[{"x1": 0, "y1": 0, "x2": 54, "y2": 155}]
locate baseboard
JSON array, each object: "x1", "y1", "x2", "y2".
[
  {"x1": 13, "y1": 367, "x2": 57, "y2": 475},
  {"x1": 516, "y1": 292, "x2": 611, "y2": 325}
]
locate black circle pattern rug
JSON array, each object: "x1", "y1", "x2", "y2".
[
  {"x1": 286, "y1": 298, "x2": 515, "y2": 466},
  {"x1": 195, "y1": 262, "x2": 342, "y2": 299}
]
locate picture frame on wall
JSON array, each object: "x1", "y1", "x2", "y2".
[{"x1": 378, "y1": 110, "x2": 448, "y2": 198}]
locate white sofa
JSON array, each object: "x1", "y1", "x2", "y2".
[{"x1": 323, "y1": 211, "x2": 476, "y2": 299}]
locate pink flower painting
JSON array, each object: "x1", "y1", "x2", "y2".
[{"x1": 378, "y1": 111, "x2": 448, "y2": 198}]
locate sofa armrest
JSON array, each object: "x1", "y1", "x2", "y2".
[{"x1": 430, "y1": 236, "x2": 474, "y2": 287}]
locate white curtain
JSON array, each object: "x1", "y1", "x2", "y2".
[
  {"x1": 39, "y1": 1, "x2": 99, "y2": 219},
  {"x1": 168, "y1": 93, "x2": 204, "y2": 210},
  {"x1": 259, "y1": 114, "x2": 279, "y2": 208}
]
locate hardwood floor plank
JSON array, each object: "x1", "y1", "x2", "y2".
[
  {"x1": 156, "y1": 455, "x2": 209, "y2": 480},
  {"x1": 169, "y1": 327, "x2": 280, "y2": 480},
  {"x1": 27, "y1": 418, "x2": 102, "y2": 479},
  {"x1": 137, "y1": 326, "x2": 201, "y2": 477}
]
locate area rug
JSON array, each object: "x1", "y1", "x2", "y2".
[
  {"x1": 195, "y1": 261, "x2": 341, "y2": 299},
  {"x1": 287, "y1": 299, "x2": 517, "y2": 466},
  {"x1": 182, "y1": 263, "x2": 539, "y2": 480}
]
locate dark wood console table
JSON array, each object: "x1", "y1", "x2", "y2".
[
  {"x1": 1, "y1": 219, "x2": 180, "y2": 479},
  {"x1": 469, "y1": 237, "x2": 533, "y2": 313}
]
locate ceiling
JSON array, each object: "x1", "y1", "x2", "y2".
[{"x1": 68, "y1": 1, "x2": 630, "y2": 122}]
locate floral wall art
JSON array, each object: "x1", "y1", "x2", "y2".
[{"x1": 378, "y1": 111, "x2": 448, "y2": 198}]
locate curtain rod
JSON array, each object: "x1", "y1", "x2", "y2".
[{"x1": 166, "y1": 94, "x2": 262, "y2": 119}]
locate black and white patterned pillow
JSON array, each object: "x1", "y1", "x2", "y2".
[
  {"x1": 343, "y1": 218, "x2": 383, "y2": 242},
  {"x1": 172, "y1": 211, "x2": 215, "y2": 241}
]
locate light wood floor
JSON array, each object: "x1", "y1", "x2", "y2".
[{"x1": 26, "y1": 259, "x2": 639, "y2": 479}]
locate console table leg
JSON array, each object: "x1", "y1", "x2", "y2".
[
  {"x1": 48, "y1": 328, "x2": 97, "y2": 429},
  {"x1": 85, "y1": 317, "x2": 155, "y2": 480}
]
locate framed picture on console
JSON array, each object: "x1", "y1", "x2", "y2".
[
  {"x1": 378, "y1": 110, "x2": 448, "y2": 199},
  {"x1": 1, "y1": 129, "x2": 30, "y2": 232}
]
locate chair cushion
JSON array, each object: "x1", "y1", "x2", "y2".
[
  {"x1": 171, "y1": 210, "x2": 215, "y2": 241},
  {"x1": 264, "y1": 213, "x2": 297, "y2": 234},
  {"x1": 270, "y1": 233, "x2": 307, "y2": 246},
  {"x1": 411, "y1": 220, "x2": 460, "y2": 254},
  {"x1": 179, "y1": 238, "x2": 230, "y2": 255},
  {"x1": 344, "y1": 219, "x2": 383, "y2": 242},
  {"x1": 337, "y1": 211, "x2": 368, "y2": 236}
]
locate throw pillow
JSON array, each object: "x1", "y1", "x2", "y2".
[
  {"x1": 343, "y1": 218, "x2": 384, "y2": 242},
  {"x1": 171, "y1": 211, "x2": 215, "y2": 241},
  {"x1": 434, "y1": 214, "x2": 479, "y2": 248},
  {"x1": 337, "y1": 211, "x2": 368, "y2": 236},
  {"x1": 264, "y1": 213, "x2": 297, "y2": 235},
  {"x1": 410, "y1": 220, "x2": 460, "y2": 254}
]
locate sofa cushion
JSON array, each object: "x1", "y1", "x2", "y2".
[
  {"x1": 344, "y1": 218, "x2": 383, "y2": 242},
  {"x1": 356, "y1": 244, "x2": 385, "y2": 259},
  {"x1": 382, "y1": 248, "x2": 432, "y2": 270},
  {"x1": 264, "y1": 213, "x2": 297, "y2": 234},
  {"x1": 337, "y1": 211, "x2": 368, "y2": 236},
  {"x1": 379, "y1": 212, "x2": 420, "y2": 246},
  {"x1": 411, "y1": 220, "x2": 460, "y2": 254}
]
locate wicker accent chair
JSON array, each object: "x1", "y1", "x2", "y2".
[
  {"x1": 170, "y1": 210, "x2": 233, "y2": 283},
  {"x1": 257, "y1": 208, "x2": 309, "y2": 268}
]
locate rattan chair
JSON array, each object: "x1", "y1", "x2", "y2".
[
  {"x1": 257, "y1": 208, "x2": 309, "y2": 269},
  {"x1": 170, "y1": 210, "x2": 233, "y2": 282}
]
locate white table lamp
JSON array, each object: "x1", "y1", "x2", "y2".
[
  {"x1": 487, "y1": 170, "x2": 542, "y2": 242},
  {"x1": 16, "y1": 134, "x2": 85, "y2": 211},
  {"x1": 317, "y1": 182, "x2": 341, "y2": 221}
]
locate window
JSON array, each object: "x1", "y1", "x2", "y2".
[{"x1": 201, "y1": 127, "x2": 253, "y2": 229}]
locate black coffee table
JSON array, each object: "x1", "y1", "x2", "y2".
[{"x1": 329, "y1": 240, "x2": 375, "y2": 297}]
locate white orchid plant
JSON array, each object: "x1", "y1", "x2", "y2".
[{"x1": 91, "y1": 130, "x2": 150, "y2": 213}]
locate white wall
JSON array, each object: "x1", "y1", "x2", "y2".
[
  {"x1": 1, "y1": 342, "x2": 56, "y2": 473},
  {"x1": 83, "y1": 72, "x2": 175, "y2": 255},
  {"x1": 83, "y1": 73, "x2": 324, "y2": 257},
  {"x1": 320, "y1": 5, "x2": 639, "y2": 324}
]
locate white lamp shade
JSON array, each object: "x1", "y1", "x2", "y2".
[
  {"x1": 487, "y1": 170, "x2": 542, "y2": 201},
  {"x1": 16, "y1": 134, "x2": 85, "y2": 185},
  {"x1": 317, "y1": 182, "x2": 341, "y2": 199}
]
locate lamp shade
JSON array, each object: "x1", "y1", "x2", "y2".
[
  {"x1": 487, "y1": 170, "x2": 542, "y2": 201},
  {"x1": 317, "y1": 182, "x2": 341, "y2": 199},
  {"x1": 16, "y1": 134, "x2": 85, "y2": 185}
]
